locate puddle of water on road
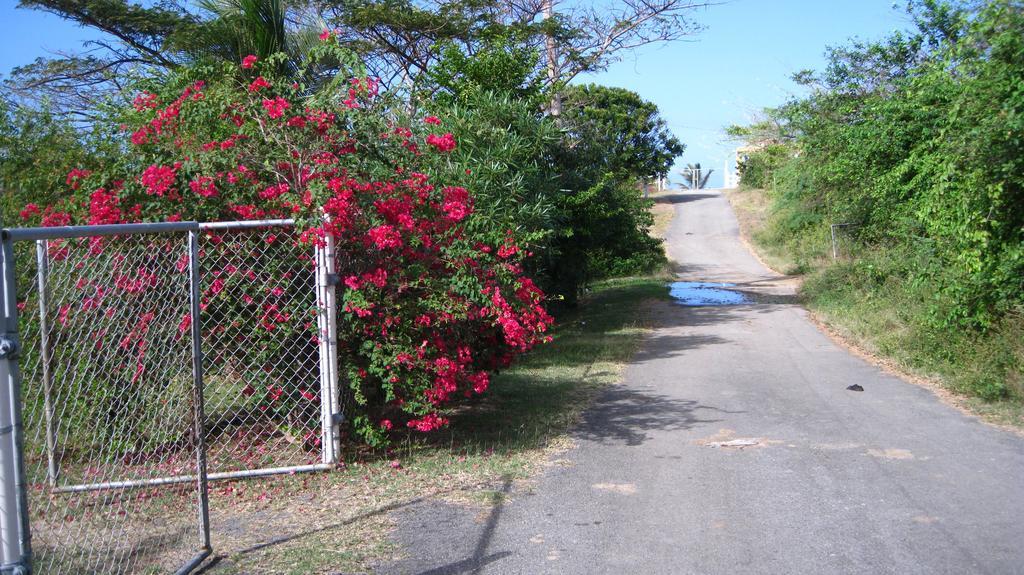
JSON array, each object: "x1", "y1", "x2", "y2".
[{"x1": 669, "y1": 282, "x2": 749, "y2": 306}]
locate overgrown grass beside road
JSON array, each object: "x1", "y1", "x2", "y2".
[
  {"x1": 724, "y1": 1, "x2": 1024, "y2": 426},
  {"x1": 725, "y1": 187, "x2": 1024, "y2": 429}
]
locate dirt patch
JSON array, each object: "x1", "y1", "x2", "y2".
[
  {"x1": 866, "y1": 448, "x2": 915, "y2": 460},
  {"x1": 591, "y1": 482, "x2": 637, "y2": 495},
  {"x1": 692, "y1": 428, "x2": 782, "y2": 450},
  {"x1": 648, "y1": 189, "x2": 679, "y2": 241}
]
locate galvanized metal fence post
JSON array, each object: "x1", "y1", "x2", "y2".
[
  {"x1": 315, "y1": 234, "x2": 341, "y2": 464},
  {"x1": 35, "y1": 240, "x2": 58, "y2": 487},
  {"x1": 185, "y1": 229, "x2": 212, "y2": 572},
  {"x1": 0, "y1": 235, "x2": 32, "y2": 574}
]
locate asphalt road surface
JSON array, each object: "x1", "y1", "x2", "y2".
[{"x1": 379, "y1": 189, "x2": 1024, "y2": 575}]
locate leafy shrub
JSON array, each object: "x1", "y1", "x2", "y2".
[
  {"x1": 733, "y1": 0, "x2": 1024, "y2": 403},
  {"x1": 15, "y1": 41, "x2": 553, "y2": 445},
  {"x1": 737, "y1": 144, "x2": 791, "y2": 189}
]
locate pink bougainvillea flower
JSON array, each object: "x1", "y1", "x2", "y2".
[
  {"x1": 66, "y1": 168, "x2": 91, "y2": 190},
  {"x1": 248, "y1": 76, "x2": 270, "y2": 92},
  {"x1": 367, "y1": 224, "x2": 402, "y2": 249},
  {"x1": 177, "y1": 313, "x2": 192, "y2": 336},
  {"x1": 258, "y1": 182, "x2": 290, "y2": 200},
  {"x1": 88, "y1": 188, "x2": 122, "y2": 225},
  {"x1": 406, "y1": 413, "x2": 449, "y2": 432},
  {"x1": 241, "y1": 54, "x2": 258, "y2": 69},
  {"x1": 319, "y1": 29, "x2": 334, "y2": 41},
  {"x1": 363, "y1": 267, "x2": 387, "y2": 288},
  {"x1": 140, "y1": 164, "x2": 178, "y2": 197},
  {"x1": 262, "y1": 97, "x2": 290, "y2": 119},
  {"x1": 189, "y1": 176, "x2": 218, "y2": 198},
  {"x1": 422, "y1": 115, "x2": 442, "y2": 125},
  {"x1": 130, "y1": 128, "x2": 149, "y2": 146},
  {"x1": 425, "y1": 133, "x2": 456, "y2": 152},
  {"x1": 40, "y1": 209, "x2": 71, "y2": 228},
  {"x1": 19, "y1": 203, "x2": 40, "y2": 221},
  {"x1": 497, "y1": 241, "x2": 519, "y2": 259},
  {"x1": 441, "y1": 186, "x2": 472, "y2": 222},
  {"x1": 132, "y1": 92, "x2": 159, "y2": 111}
]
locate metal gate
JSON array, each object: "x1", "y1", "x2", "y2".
[{"x1": 0, "y1": 219, "x2": 342, "y2": 574}]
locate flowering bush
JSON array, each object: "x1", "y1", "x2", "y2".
[{"x1": 19, "y1": 43, "x2": 551, "y2": 445}]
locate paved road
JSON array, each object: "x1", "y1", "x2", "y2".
[{"x1": 380, "y1": 189, "x2": 1024, "y2": 575}]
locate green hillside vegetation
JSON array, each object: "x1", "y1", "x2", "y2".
[{"x1": 729, "y1": 0, "x2": 1023, "y2": 418}]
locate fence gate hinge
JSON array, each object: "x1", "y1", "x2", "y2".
[
  {"x1": 0, "y1": 336, "x2": 19, "y2": 360},
  {"x1": 325, "y1": 273, "x2": 341, "y2": 287}
]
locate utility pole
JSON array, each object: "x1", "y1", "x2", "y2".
[{"x1": 544, "y1": 0, "x2": 561, "y2": 116}]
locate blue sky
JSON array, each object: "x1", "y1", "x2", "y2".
[
  {"x1": 0, "y1": 1, "x2": 913, "y2": 187},
  {"x1": 574, "y1": 0, "x2": 914, "y2": 187}
]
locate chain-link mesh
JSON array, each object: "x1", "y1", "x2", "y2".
[
  {"x1": 199, "y1": 225, "x2": 322, "y2": 473},
  {"x1": 18, "y1": 233, "x2": 205, "y2": 574},
  {"x1": 6, "y1": 221, "x2": 349, "y2": 574}
]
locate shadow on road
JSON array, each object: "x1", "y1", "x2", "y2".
[
  {"x1": 652, "y1": 192, "x2": 718, "y2": 205},
  {"x1": 406, "y1": 477, "x2": 515, "y2": 575},
  {"x1": 575, "y1": 386, "x2": 737, "y2": 447}
]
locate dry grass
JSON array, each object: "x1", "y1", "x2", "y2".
[
  {"x1": 647, "y1": 189, "x2": 676, "y2": 241},
  {"x1": 722, "y1": 187, "x2": 803, "y2": 275}
]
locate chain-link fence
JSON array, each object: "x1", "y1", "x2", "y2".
[
  {"x1": 830, "y1": 223, "x2": 859, "y2": 260},
  {"x1": 198, "y1": 222, "x2": 335, "y2": 476},
  {"x1": 0, "y1": 219, "x2": 344, "y2": 574}
]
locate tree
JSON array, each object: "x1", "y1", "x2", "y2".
[
  {"x1": 5, "y1": 0, "x2": 324, "y2": 117},
  {"x1": 560, "y1": 84, "x2": 683, "y2": 182},
  {"x1": 14, "y1": 41, "x2": 554, "y2": 443},
  {"x1": 7, "y1": 0, "x2": 713, "y2": 115},
  {"x1": 545, "y1": 84, "x2": 682, "y2": 301},
  {"x1": 293, "y1": 0, "x2": 712, "y2": 92},
  {"x1": 679, "y1": 162, "x2": 712, "y2": 189},
  {"x1": 7, "y1": 0, "x2": 198, "y2": 118}
]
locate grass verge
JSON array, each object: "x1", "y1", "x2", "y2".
[
  {"x1": 724, "y1": 186, "x2": 1024, "y2": 430},
  {"x1": 202, "y1": 276, "x2": 670, "y2": 574}
]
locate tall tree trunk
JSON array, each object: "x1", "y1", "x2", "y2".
[{"x1": 544, "y1": 0, "x2": 561, "y2": 116}]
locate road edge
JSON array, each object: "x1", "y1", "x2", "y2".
[{"x1": 720, "y1": 187, "x2": 1024, "y2": 437}]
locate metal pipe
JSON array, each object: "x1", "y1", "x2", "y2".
[
  {"x1": 315, "y1": 242, "x2": 331, "y2": 464},
  {"x1": 3, "y1": 221, "x2": 198, "y2": 242},
  {"x1": 324, "y1": 234, "x2": 341, "y2": 460},
  {"x1": 173, "y1": 548, "x2": 212, "y2": 575},
  {"x1": 187, "y1": 231, "x2": 212, "y2": 552},
  {"x1": 198, "y1": 219, "x2": 294, "y2": 230},
  {"x1": 316, "y1": 235, "x2": 341, "y2": 465},
  {"x1": 52, "y1": 463, "x2": 334, "y2": 494},
  {"x1": 35, "y1": 240, "x2": 58, "y2": 487},
  {"x1": 0, "y1": 237, "x2": 31, "y2": 569},
  {"x1": 1, "y1": 219, "x2": 297, "y2": 243}
]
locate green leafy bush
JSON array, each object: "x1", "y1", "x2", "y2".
[{"x1": 731, "y1": 0, "x2": 1024, "y2": 402}]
